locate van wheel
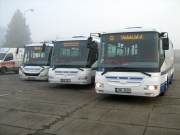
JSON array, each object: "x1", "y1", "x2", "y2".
[
  {"x1": 15, "y1": 71, "x2": 19, "y2": 74},
  {"x1": 1, "y1": 67, "x2": 6, "y2": 75}
]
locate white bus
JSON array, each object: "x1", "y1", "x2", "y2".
[
  {"x1": 48, "y1": 36, "x2": 99, "y2": 84},
  {"x1": 93, "y1": 27, "x2": 174, "y2": 97},
  {"x1": 19, "y1": 42, "x2": 53, "y2": 80}
]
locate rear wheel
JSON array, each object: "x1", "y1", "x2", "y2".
[{"x1": 1, "y1": 67, "x2": 6, "y2": 75}]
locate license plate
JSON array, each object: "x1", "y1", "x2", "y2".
[
  {"x1": 61, "y1": 79, "x2": 71, "y2": 82},
  {"x1": 115, "y1": 88, "x2": 131, "y2": 93},
  {"x1": 28, "y1": 77, "x2": 35, "y2": 80}
]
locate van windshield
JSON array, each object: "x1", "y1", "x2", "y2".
[{"x1": 0, "y1": 53, "x2": 6, "y2": 60}]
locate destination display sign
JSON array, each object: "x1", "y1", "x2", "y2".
[
  {"x1": 121, "y1": 34, "x2": 143, "y2": 40},
  {"x1": 102, "y1": 32, "x2": 158, "y2": 42},
  {"x1": 63, "y1": 42, "x2": 79, "y2": 46},
  {"x1": 34, "y1": 47, "x2": 42, "y2": 50}
]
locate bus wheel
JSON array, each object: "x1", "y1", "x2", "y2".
[
  {"x1": 159, "y1": 91, "x2": 165, "y2": 96},
  {"x1": 1, "y1": 67, "x2": 6, "y2": 75},
  {"x1": 169, "y1": 75, "x2": 173, "y2": 84}
]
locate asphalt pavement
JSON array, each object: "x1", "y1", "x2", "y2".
[{"x1": 0, "y1": 63, "x2": 180, "y2": 135}]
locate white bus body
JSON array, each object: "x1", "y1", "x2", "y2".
[
  {"x1": 94, "y1": 27, "x2": 174, "y2": 97},
  {"x1": 48, "y1": 36, "x2": 99, "y2": 84},
  {"x1": 19, "y1": 42, "x2": 53, "y2": 80},
  {"x1": 0, "y1": 48, "x2": 24, "y2": 74}
]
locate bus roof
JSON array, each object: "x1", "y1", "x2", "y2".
[
  {"x1": 101, "y1": 27, "x2": 163, "y2": 35},
  {"x1": 56, "y1": 36, "x2": 100, "y2": 42},
  {"x1": 25, "y1": 42, "x2": 54, "y2": 47},
  {"x1": 56, "y1": 36, "x2": 88, "y2": 42}
]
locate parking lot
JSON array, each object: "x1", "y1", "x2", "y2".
[{"x1": 0, "y1": 63, "x2": 180, "y2": 135}]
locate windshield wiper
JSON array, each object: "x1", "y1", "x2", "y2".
[
  {"x1": 101, "y1": 67, "x2": 121, "y2": 75},
  {"x1": 77, "y1": 68, "x2": 84, "y2": 71},
  {"x1": 52, "y1": 65, "x2": 84, "y2": 71},
  {"x1": 101, "y1": 67, "x2": 151, "y2": 77},
  {"x1": 52, "y1": 66, "x2": 56, "y2": 70},
  {"x1": 52, "y1": 65, "x2": 70, "y2": 70}
]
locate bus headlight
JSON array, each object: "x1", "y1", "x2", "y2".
[
  {"x1": 144, "y1": 85, "x2": 157, "y2": 90},
  {"x1": 78, "y1": 76, "x2": 88, "y2": 80},
  {"x1": 95, "y1": 82, "x2": 104, "y2": 88}
]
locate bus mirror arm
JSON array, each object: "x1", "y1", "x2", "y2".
[
  {"x1": 16, "y1": 48, "x2": 19, "y2": 54},
  {"x1": 42, "y1": 42, "x2": 46, "y2": 52},
  {"x1": 160, "y1": 32, "x2": 169, "y2": 50},
  {"x1": 87, "y1": 37, "x2": 93, "y2": 48}
]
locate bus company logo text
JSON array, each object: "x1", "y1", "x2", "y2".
[
  {"x1": 63, "y1": 42, "x2": 79, "y2": 46},
  {"x1": 121, "y1": 34, "x2": 143, "y2": 40}
]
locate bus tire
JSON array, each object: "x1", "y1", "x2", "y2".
[
  {"x1": 169, "y1": 76, "x2": 172, "y2": 84},
  {"x1": 1, "y1": 67, "x2": 6, "y2": 75},
  {"x1": 159, "y1": 91, "x2": 165, "y2": 96}
]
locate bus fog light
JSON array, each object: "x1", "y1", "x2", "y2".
[
  {"x1": 78, "y1": 76, "x2": 88, "y2": 80},
  {"x1": 96, "y1": 90, "x2": 104, "y2": 93},
  {"x1": 144, "y1": 85, "x2": 157, "y2": 90},
  {"x1": 145, "y1": 93, "x2": 154, "y2": 96},
  {"x1": 95, "y1": 83, "x2": 104, "y2": 88}
]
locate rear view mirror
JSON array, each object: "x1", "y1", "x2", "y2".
[
  {"x1": 16, "y1": 48, "x2": 19, "y2": 54},
  {"x1": 162, "y1": 38, "x2": 169, "y2": 50},
  {"x1": 42, "y1": 43, "x2": 46, "y2": 52},
  {"x1": 87, "y1": 37, "x2": 93, "y2": 48}
]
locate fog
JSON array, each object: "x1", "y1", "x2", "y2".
[{"x1": 0, "y1": 0, "x2": 180, "y2": 49}]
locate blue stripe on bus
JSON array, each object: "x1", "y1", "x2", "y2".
[
  {"x1": 106, "y1": 76, "x2": 118, "y2": 79},
  {"x1": 55, "y1": 71, "x2": 62, "y2": 73},
  {"x1": 129, "y1": 77, "x2": 144, "y2": 80},
  {"x1": 106, "y1": 76, "x2": 144, "y2": 80},
  {"x1": 70, "y1": 71, "x2": 78, "y2": 73},
  {"x1": 119, "y1": 77, "x2": 128, "y2": 80},
  {"x1": 160, "y1": 81, "x2": 167, "y2": 93}
]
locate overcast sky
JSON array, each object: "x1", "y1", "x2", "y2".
[{"x1": 0, "y1": 0, "x2": 180, "y2": 49}]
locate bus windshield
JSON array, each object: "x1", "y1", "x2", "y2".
[
  {"x1": 51, "y1": 40, "x2": 91, "y2": 68},
  {"x1": 23, "y1": 46, "x2": 52, "y2": 66},
  {"x1": 0, "y1": 53, "x2": 6, "y2": 60},
  {"x1": 98, "y1": 32, "x2": 160, "y2": 72}
]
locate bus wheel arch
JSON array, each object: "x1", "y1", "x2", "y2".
[{"x1": 159, "y1": 76, "x2": 168, "y2": 96}]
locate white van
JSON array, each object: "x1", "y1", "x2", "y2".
[{"x1": 0, "y1": 48, "x2": 24, "y2": 74}]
